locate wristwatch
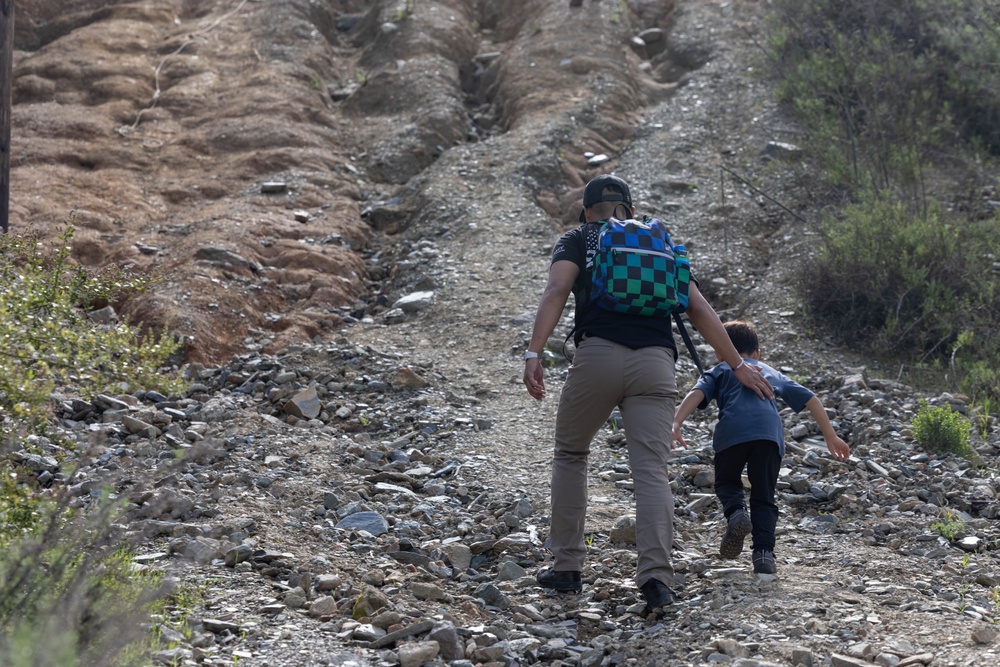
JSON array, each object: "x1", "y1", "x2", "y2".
[{"x1": 523, "y1": 350, "x2": 540, "y2": 361}]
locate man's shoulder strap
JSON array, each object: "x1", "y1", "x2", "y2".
[{"x1": 673, "y1": 312, "x2": 704, "y2": 375}]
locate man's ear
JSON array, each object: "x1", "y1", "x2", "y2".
[{"x1": 752, "y1": 349, "x2": 762, "y2": 360}]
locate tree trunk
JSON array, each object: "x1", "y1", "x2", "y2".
[{"x1": 0, "y1": 0, "x2": 13, "y2": 233}]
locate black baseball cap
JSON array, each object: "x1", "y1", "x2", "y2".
[{"x1": 579, "y1": 174, "x2": 633, "y2": 221}]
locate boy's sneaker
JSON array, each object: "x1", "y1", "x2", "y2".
[
  {"x1": 752, "y1": 549, "x2": 777, "y2": 574},
  {"x1": 719, "y1": 509, "x2": 752, "y2": 559},
  {"x1": 536, "y1": 568, "x2": 583, "y2": 592},
  {"x1": 639, "y1": 578, "x2": 678, "y2": 612}
]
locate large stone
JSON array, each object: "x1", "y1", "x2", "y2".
[
  {"x1": 336, "y1": 511, "x2": 389, "y2": 536},
  {"x1": 398, "y1": 641, "x2": 440, "y2": 667},
  {"x1": 610, "y1": 515, "x2": 637, "y2": 545},
  {"x1": 283, "y1": 385, "x2": 321, "y2": 419}
]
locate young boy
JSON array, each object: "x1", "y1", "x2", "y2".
[{"x1": 671, "y1": 321, "x2": 851, "y2": 574}]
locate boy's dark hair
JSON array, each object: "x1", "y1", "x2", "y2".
[{"x1": 724, "y1": 320, "x2": 760, "y2": 356}]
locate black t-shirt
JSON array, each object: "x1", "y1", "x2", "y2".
[{"x1": 551, "y1": 222, "x2": 680, "y2": 353}]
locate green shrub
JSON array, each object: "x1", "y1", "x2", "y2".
[
  {"x1": 798, "y1": 194, "x2": 1000, "y2": 398},
  {"x1": 0, "y1": 217, "x2": 188, "y2": 665},
  {"x1": 765, "y1": 0, "x2": 1000, "y2": 193},
  {"x1": 911, "y1": 400, "x2": 974, "y2": 459},
  {"x1": 763, "y1": 0, "x2": 1000, "y2": 403},
  {"x1": 0, "y1": 219, "x2": 187, "y2": 437}
]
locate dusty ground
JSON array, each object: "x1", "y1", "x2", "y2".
[{"x1": 9, "y1": 1, "x2": 1000, "y2": 666}]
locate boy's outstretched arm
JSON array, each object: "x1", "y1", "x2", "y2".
[
  {"x1": 671, "y1": 389, "x2": 705, "y2": 449},
  {"x1": 805, "y1": 395, "x2": 851, "y2": 461}
]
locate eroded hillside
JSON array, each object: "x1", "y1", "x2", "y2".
[{"x1": 10, "y1": 0, "x2": 683, "y2": 364}]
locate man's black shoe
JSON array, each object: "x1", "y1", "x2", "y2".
[
  {"x1": 639, "y1": 577, "x2": 678, "y2": 611},
  {"x1": 720, "y1": 508, "x2": 752, "y2": 559},
  {"x1": 753, "y1": 549, "x2": 777, "y2": 574},
  {"x1": 536, "y1": 568, "x2": 582, "y2": 592}
]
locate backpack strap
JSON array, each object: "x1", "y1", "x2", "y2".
[
  {"x1": 561, "y1": 221, "x2": 604, "y2": 359},
  {"x1": 673, "y1": 312, "x2": 704, "y2": 375},
  {"x1": 561, "y1": 328, "x2": 576, "y2": 360}
]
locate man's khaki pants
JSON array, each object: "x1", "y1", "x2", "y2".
[{"x1": 550, "y1": 336, "x2": 677, "y2": 588}]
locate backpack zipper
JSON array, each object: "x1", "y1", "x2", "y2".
[{"x1": 609, "y1": 247, "x2": 674, "y2": 259}]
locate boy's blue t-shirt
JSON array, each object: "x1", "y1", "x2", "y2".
[{"x1": 693, "y1": 359, "x2": 815, "y2": 457}]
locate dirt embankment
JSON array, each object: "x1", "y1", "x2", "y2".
[{"x1": 8, "y1": 0, "x2": 685, "y2": 364}]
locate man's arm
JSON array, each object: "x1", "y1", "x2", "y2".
[
  {"x1": 684, "y1": 283, "x2": 773, "y2": 399},
  {"x1": 805, "y1": 395, "x2": 851, "y2": 461},
  {"x1": 523, "y1": 259, "x2": 578, "y2": 401}
]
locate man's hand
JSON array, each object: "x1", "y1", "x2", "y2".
[
  {"x1": 733, "y1": 363, "x2": 774, "y2": 399},
  {"x1": 523, "y1": 358, "x2": 545, "y2": 400}
]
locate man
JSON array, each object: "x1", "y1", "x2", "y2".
[{"x1": 523, "y1": 174, "x2": 773, "y2": 612}]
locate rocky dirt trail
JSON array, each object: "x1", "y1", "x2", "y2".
[{"x1": 7, "y1": 1, "x2": 1000, "y2": 667}]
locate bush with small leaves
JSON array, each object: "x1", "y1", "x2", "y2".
[
  {"x1": 0, "y1": 488, "x2": 168, "y2": 666},
  {"x1": 0, "y1": 218, "x2": 187, "y2": 439},
  {"x1": 911, "y1": 400, "x2": 974, "y2": 460}
]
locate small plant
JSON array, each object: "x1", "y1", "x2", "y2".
[
  {"x1": 392, "y1": 0, "x2": 415, "y2": 21},
  {"x1": 970, "y1": 395, "x2": 995, "y2": 440},
  {"x1": 351, "y1": 585, "x2": 368, "y2": 620},
  {"x1": 958, "y1": 581, "x2": 971, "y2": 612},
  {"x1": 157, "y1": 581, "x2": 207, "y2": 643},
  {"x1": 930, "y1": 510, "x2": 964, "y2": 542},
  {"x1": 611, "y1": 0, "x2": 627, "y2": 23},
  {"x1": 0, "y1": 472, "x2": 41, "y2": 544},
  {"x1": 912, "y1": 400, "x2": 975, "y2": 460}
]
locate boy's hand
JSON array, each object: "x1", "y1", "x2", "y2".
[
  {"x1": 826, "y1": 435, "x2": 851, "y2": 461},
  {"x1": 670, "y1": 423, "x2": 687, "y2": 450}
]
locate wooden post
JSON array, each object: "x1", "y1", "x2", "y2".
[{"x1": 0, "y1": 0, "x2": 13, "y2": 233}]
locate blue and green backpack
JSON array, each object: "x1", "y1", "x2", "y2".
[
  {"x1": 581, "y1": 216, "x2": 702, "y2": 373},
  {"x1": 589, "y1": 216, "x2": 691, "y2": 317}
]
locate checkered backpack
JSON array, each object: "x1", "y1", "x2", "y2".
[{"x1": 589, "y1": 216, "x2": 691, "y2": 317}]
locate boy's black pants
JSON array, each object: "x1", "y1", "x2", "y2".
[{"x1": 714, "y1": 439, "x2": 782, "y2": 552}]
